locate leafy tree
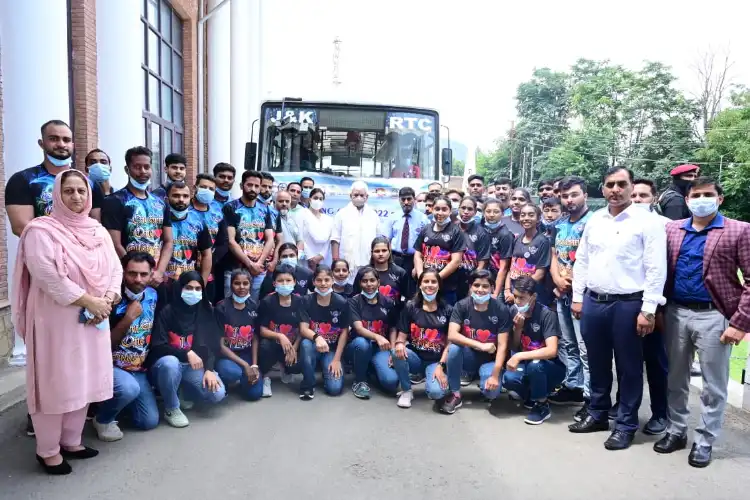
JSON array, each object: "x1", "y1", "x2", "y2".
[{"x1": 452, "y1": 159, "x2": 465, "y2": 177}]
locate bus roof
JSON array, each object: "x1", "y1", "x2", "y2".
[{"x1": 260, "y1": 99, "x2": 439, "y2": 116}]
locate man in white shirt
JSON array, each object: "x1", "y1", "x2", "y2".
[
  {"x1": 568, "y1": 167, "x2": 667, "y2": 451},
  {"x1": 331, "y1": 181, "x2": 380, "y2": 284}
]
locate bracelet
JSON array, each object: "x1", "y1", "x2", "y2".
[
  {"x1": 250, "y1": 364, "x2": 259, "y2": 369},
  {"x1": 312, "y1": 333, "x2": 320, "y2": 342}
]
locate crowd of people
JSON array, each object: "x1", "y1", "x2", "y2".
[{"x1": 6, "y1": 120, "x2": 749, "y2": 476}]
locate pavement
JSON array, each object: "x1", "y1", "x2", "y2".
[{"x1": 0, "y1": 374, "x2": 749, "y2": 500}]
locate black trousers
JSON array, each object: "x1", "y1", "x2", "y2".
[{"x1": 392, "y1": 252, "x2": 416, "y2": 300}]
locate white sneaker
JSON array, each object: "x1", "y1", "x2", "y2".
[
  {"x1": 280, "y1": 371, "x2": 294, "y2": 384},
  {"x1": 262, "y1": 377, "x2": 273, "y2": 397},
  {"x1": 179, "y1": 391, "x2": 194, "y2": 410},
  {"x1": 8, "y1": 353, "x2": 26, "y2": 367},
  {"x1": 92, "y1": 418, "x2": 124, "y2": 442},
  {"x1": 164, "y1": 408, "x2": 189, "y2": 428},
  {"x1": 397, "y1": 390, "x2": 414, "y2": 408}
]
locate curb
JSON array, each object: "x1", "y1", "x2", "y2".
[{"x1": 0, "y1": 367, "x2": 26, "y2": 415}]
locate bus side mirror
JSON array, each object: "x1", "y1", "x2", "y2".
[
  {"x1": 442, "y1": 148, "x2": 453, "y2": 176},
  {"x1": 245, "y1": 142, "x2": 258, "y2": 171}
]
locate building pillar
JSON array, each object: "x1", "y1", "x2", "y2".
[
  {"x1": 207, "y1": 0, "x2": 231, "y2": 172},
  {"x1": 70, "y1": 0, "x2": 99, "y2": 168}
]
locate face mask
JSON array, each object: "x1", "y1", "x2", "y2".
[
  {"x1": 216, "y1": 187, "x2": 231, "y2": 198},
  {"x1": 310, "y1": 199, "x2": 324, "y2": 210},
  {"x1": 334, "y1": 278, "x2": 349, "y2": 287},
  {"x1": 195, "y1": 188, "x2": 214, "y2": 205},
  {"x1": 171, "y1": 206, "x2": 189, "y2": 219},
  {"x1": 421, "y1": 290, "x2": 437, "y2": 302},
  {"x1": 88, "y1": 163, "x2": 111, "y2": 182},
  {"x1": 416, "y1": 202, "x2": 426, "y2": 212},
  {"x1": 181, "y1": 289, "x2": 202, "y2": 306},
  {"x1": 279, "y1": 208, "x2": 289, "y2": 216},
  {"x1": 435, "y1": 218, "x2": 450, "y2": 228},
  {"x1": 352, "y1": 198, "x2": 366, "y2": 208},
  {"x1": 47, "y1": 154, "x2": 71, "y2": 167},
  {"x1": 232, "y1": 293, "x2": 250, "y2": 303},
  {"x1": 674, "y1": 177, "x2": 692, "y2": 195},
  {"x1": 302, "y1": 188, "x2": 312, "y2": 197},
  {"x1": 315, "y1": 287, "x2": 332, "y2": 297},
  {"x1": 362, "y1": 290, "x2": 378, "y2": 300},
  {"x1": 275, "y1": 284, "x2": 295, "y2": 296},
  {"x1": 130, "y1": 176, "x2": 150, "y2": 191},
  {"x1": 516, "y1": 303, "x2": 531, "y2": 314},
  {"x1": 632, "y1": 202, "x2": 652, "y2": 211},
  {"x1": 451, "y1": 201, "x2": 460, "y2": 211},
  {"x1": 541, "y1": 218, "x2": 560, "y2": 228},
  {"x1": 281, "y1": 257, "x2": 298, "y2": 267},
  {"x1": 258, "y1": 194, "x2": 271, "y2": 204},
  {"x1": 687, "y1": 197, "x2": 719, "y2": 218},
  {"x1": 471, "y1": 293, "x2": 490, "y2": 304},
  {"x1": 484, "y1": 220, "x2": 501, "y2": 230},
  {"x1": 124, "y1": 287, "x2": 144, "y2": 302}
]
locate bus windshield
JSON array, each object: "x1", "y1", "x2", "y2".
[{"x1": 259, "y1": 104, "x2": 437, "y2": 180}]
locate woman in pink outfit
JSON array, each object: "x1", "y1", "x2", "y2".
[{"x1": 12, "y1": 170, "x2": 122, "y2": 475}]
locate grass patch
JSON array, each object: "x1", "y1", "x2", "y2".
[{"x1": 730, "y1": 341, "x2": 748, "y2": 383}]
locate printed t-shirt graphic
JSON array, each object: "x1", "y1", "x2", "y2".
[
  {"x1": 168, "y1": 331, "x2": 194, "y2": 350},
  {"x1": 518, "y1": 304, "x2": 560, "y2": 356},
  {"x1": 215, "y1": 298, "x2": 259, "y2": 352},
  {"x1": 485, "y1": 224, "x2": 515, "y2": 274},
  {"x1": 302, "y1": 293, "x2": 352, "y2": 345},
  {"x1": 459, "y1": 222, "x2": 491, "y2": 274},
  {"x1": 5, "y1": 164, "x2": 104, "y2": 217},
  {"x1": 166, "y1": 210, "x2": 212, "y2": 279},
  {"x1": 450, "y1": 296, "x2": 512, "y2": 344},
  {"x1": 192, "y1": 201, "x2": 225, "y2": 249},
  {"x1": 223, "y1": 199, "x2": 273, "y2": 264},
  {"x1": 349, "y1": 294, "x2": 398, "y2": 338},
  {"x1": 508, "y1": 232, "x2": 551, "y2": 282},
  {"x1": 414, "y1": 222, "x2": 467, "y2": 291},
  {"x1": 102, "y1": 188, "x2": 171, "y2": 262},
  {"x1": 397, "y1": 301, "x2": 453, "y2": 357},
  {"x1": 110, "y1": 287, "x2": 159, "y2": 371},
  {"x1": 258, "y1": 293, "x2": 306, "y2": 342},
  {"x1": 554, "y1": 210, "x2": 593, "y2": 278}
]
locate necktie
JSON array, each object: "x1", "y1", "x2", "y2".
[{"x1": 401, "y1": 214, "x2": 410, "y2": 252}]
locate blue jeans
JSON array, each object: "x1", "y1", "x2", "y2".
[
  {"x1": 392, "y1": 347, "x2": 460, "y2": 399},
  {"x1": 225, "y1": 270, "x2": 265, "y2": 302},
  {"x1": 215, "y1": 352, "x2": 264, "y2": 401},
  {"x1": 557, "y1": 296, "x2": 590, "y2": 398},
  {"x1": 150, "y1": 355, "x2": 227, "y2": 411},
  {"x1": 96, "y1": 367, "x2": 159, "y2": 430},
  {"x1": 459, "y1": 346, "x2": 503, "y2": 400},
  {"x1": 344, "y1": 337, "x2": 374, "y2": 384},
  {"x1": 502, "y1": 358, "x2": 566, "y2": 401},
  {"x1": 370, "y1": 349, "x2": 399, "y2": 394},
  {"x1": 300, "y1": 339, "x2": 344, "y2": 395}
]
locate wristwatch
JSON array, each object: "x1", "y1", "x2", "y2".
[
  {"x1": 641, "y1": 312, "x2": 655, "y2": 323},
  {"x1": 312, "y1": 333, "x2": 320, "y2": 342},
  {"x1": 438, "y1": 361, "x2": 447, "y2": 371}
]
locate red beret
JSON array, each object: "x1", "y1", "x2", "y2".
[{"x1": 670, "y1": 164, "x2": 699, "y2": 176}]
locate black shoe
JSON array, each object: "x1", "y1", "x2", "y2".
[
  {"x1": 604, "y1": 430, "x2": 635, "y2": 451},
  {"x1": 60, "y1": 446, "x2": 99, "y2": 460},
  {"x1": 653, "y1": 433, "x2": 688, "y2": 454},
  {"x1": 608, "y1": 403, "x2": 619, "y2": 421},
  {"x1": 26, "y1": 414, "x2": 35, "y2": 437},
  {"x1": 86, "y1": 403, "x2": 98, "y2": 421},
  {"x1": 36, "y1": 455, "x2": 72, "y2": 476},
  {"x1": 573, "y1": 401, "x2": 590, "y2": 422},
  {"x1": 688, "y1": 444, "x2": 712, "y2": 468},
  {"x1": 299, "y1": 388, "x2": 315, "y2": 401},
  {"x1": 568, "y1": 415, "x2": 610, "y2": 433},
  {"x1": 643, "y1": 416, "x2": 668, "y2": 436},
  {"x1": 548, "y1": 386, "x2": 584, "y2": 406},
  {"x1": 440, "y1": 393, "x2": 463, "y2": 415}
]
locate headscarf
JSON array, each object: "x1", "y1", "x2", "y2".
[
  {"x1": 11, "y1": 170, "x2": 116, "y2": 338},
  {"x1": 169, "y1": 271, "x2": 209, "y2": 335}
]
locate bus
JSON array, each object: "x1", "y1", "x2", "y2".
[{"x1": 250, "y1": 99, "x2": 453, "y2": 221}]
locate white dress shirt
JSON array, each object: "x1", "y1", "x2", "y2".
[
  {"x1": 572, "y1": 204, "x2": 667, "y2": 314},
  {"x1": 332, "y1": 202, "x2": 380, "y2": 282}
]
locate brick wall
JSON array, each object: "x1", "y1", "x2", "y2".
[
  {"x1": 171, "y1": 0, "x2": 199, "y2": 184},
  {"x1": 70, "y1": 0, "x2": 99, "y2": 169},
  {"x1": 0, "y1": 41, "x2": 12, "y2": 360}
]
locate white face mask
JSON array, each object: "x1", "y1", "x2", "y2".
[
  {"x1": 310, "y1": 199, "x2": 324, "y2": 210},
  {"x1": 687, "y1": 197, "x2": 719, "y2": 218}
]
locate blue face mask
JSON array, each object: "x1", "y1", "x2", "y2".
[
  {"x1": 232, "y1": 293, "x2": 250, "y2": 304},
  {"x1": 421, "y1": 290, "x2": 437, "y2": 302},
  {"x1": 170, "y1": 206, "x2": 189, "y2": 219},
  {"x1": 471, "y1": 293, "x2": 491, "y2": 304},
  {"x1": 275, "y1": 284, "x2": 295, "y2": 296},
  {"x1": 484, "y1": 220, "x2": 501, "y2": 230},
  {"x1": 88, "y1": 163, "x2": 111, "y2": 182},
  {"x1": 124, "y1": 287, "x2": 144, "y2": 302},
  {"x1": 362, "y1": 290, "x2": 378, "y2": 300},
  {"x1": 130, "y1": 176, "x2": 150, "y2": 191},
  {"x1": 195, "y1": 188, "x2": 214, "y2": 205},
  {"x1": 315, "y1": 287, "x2": 333, "y2": 297},
  {"x1": 216, "y1": 187, "x2": 231, "y2": 198},
  {"x1": 435, "y1": 218, "x2": 449, "y2": 228},
  {"x1": 302, "y1": 188, "x2": 312, "y2": 197},
  {"x1": 257, "y1": 194, "x2": 271, "y2": 204},
  {"x1": 281, "y1": 257, "x2": 298, "y2": 267},
  {"x1": 472, "y1": 214, "x2": 482, "y2": 223},
  {"x1": 516, "y1": 303, "x2": 531, "y2": 314},
  {"x1": 47, "y1": 154, "x2": 71, "y2": 167},
  {"x1": 687, "y1": 197, "x2": 719, "y2": 218},
  {"x1": 181, "y1": 289, "x2": 202, "y2": 306}
]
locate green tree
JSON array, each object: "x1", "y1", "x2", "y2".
[{"x1": 452, "y1": 159, "x2": 465, "y2": 177}]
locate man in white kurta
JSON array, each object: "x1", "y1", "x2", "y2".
[{"x1": 331, "y1": 181, "x2": 380, "y2": 284}]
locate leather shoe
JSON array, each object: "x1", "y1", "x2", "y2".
[
  {"x1": 568, "y1": 415, "x2": 609, "y2": 433},
  {"x1": 643, "y1": 416, "x2": 668, "y2": 435},
  {"x1": 653, "y1": 433, "x2": 687, "y2": 454},
  {"x1": 688, "y1": 444, "x2": 712, "y2": 468},
  {"x1": 604, "y1": 430, "x2": 634, "y2": 450}
]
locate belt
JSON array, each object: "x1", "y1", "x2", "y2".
[
  {"x1": 587, "y1": 290, "x2": 643, "y2": 303},
  {"x1": 392, "y1": 251, "x2": 414, "y2": 258},
  {"x1": 673, "y1": 300, "x2": 716, "y2": 311}
]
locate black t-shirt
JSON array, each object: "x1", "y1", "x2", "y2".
[
  {"x1": 259, "y1": 264, "x2": 314, "y2": 299},
  {"x1": 151, "y1": 184, "x2": 169, "y2": 202},
  {"x1": 258, "y1": 293, "x2": 306, "y2": 342},
  {"x1": 349, "y1": 294, "x2": 399, "y2": 338},
  {"x1": 5, "y1": 164, "x2": 104, "y2": 217},
  {"x1": 397, "y1": 300, "x2": 453, "y2": 360},
  {"x1": 485, "y1": 224, "x2": 515, "y2": 275},
  {"x1": 458, "y1": 221, "x2": 491, "y2": 293},
  {"x1": 302, "y1": 293, "x2": 352, "y2": 345},
  {"x1": 414, "y1": 221, "x2": 467, "y2": 291},
  {"x1": 501, "y1": 216, "x2": 524, "y2": 238},
  {"x1": 508, "y1": 231, "x2": 551, "y2": 285},
  {"x1": 215, "y1": 298, "x2": 259, "y2": 354},
  {"x1": 333, "y1": 283, "x2": 355, "y2": 298},
  {"x1": 449, "y1": 296, "x2": 512, "y2": 345},
  {"x1": 353, "y1": 263, "x2": 408, "y2": 303},
  {"x1": 514, "y1": 303, "x2": 560, "y2": 359}
]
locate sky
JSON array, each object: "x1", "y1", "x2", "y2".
[{"x1": 260, "y1": 0, "x2": 750, "y2": 154}]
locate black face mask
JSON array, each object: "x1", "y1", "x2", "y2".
[{"x1": 673, "y1": 177, "x2": 691, "y2": 195}]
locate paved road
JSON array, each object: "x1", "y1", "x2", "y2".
[{"x1": 0, "y1": 380, "x2": 749, "y2": 500}]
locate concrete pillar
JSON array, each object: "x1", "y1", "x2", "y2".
[
  {"x1": 206, "y1": 0, "x2": 231, "y2": 171},
  {"x1": 96, "y1": 0, "x2": 144, "y2": 190}
]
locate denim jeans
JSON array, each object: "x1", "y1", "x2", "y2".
[
  {"x1": 150, "y1": 355, "x2": 227, "y2": 411},
  {"x1": 300, "y1": 339, "x2": 344, "y2": 395},
  {"x1": 459, "y1": 346, "x2": 502, "y2": 400},
  {"x1": 557, "y1": 295, "x2": 589, "y2": 398},
  {"x1": 344, "y1": 337, "x2": 374, "y2": 384},
  {"x1": 502, "y1": 357, "x2": 566, "y2": 401},
  {"x1": 370, "y1": 349, "x2": 399, "y2": 394},
  {"x1": 225, "y1": 270, "x2": 265, "y2": 302},
  {"x1": 392, "y1": 347, "x2": 460, "y2": 399},
  {"x1": 215, "y1": 352, "x2": 264, "y2": 401},
  {"x1": 96, "y1": 367, "x2": 159, "y2": 430},
  {"x1": 257, "y1": 338, "x2": 302, "y2": 375}
]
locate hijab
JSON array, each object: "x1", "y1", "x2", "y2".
[
  {"x1": 166, "y1": 271, "x2": 220, "y2": 344},
  {"x1": 12, "y1": 170, "x2": 118, "y2": 339}
]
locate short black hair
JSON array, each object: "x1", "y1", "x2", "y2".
[
  {"x1": 122, "y1": 250, "x2": 156, "y2": 269},
  {"x1": 468, "y1": 174, "x2": 485, "y2": 184},
  {"x1": 425, "y1": 192, "x2": 439, "y2": 203},
  {"x1": 542, "y1": 196, "x2": 562, "y2": 208},
  {"x1": 468, "y1": 268, "x2": 493, "y2": 286},
  {"x1": 260, "y1": 172, "x2": 275, "y2": 182},
  {"x1": 272, "y1": 263, "x2": 297, "y2": 282},
  {"x1": 558, "y1": 175, "x2": 587, "y2": 194},
  {"x1": 166, "y1": 180, "x2": 189, "y2": 195},
  {"x1": 241, "y1": 170, "x2": 263, "y2": 184},
  {"x1": 511, "y1": 187, "x2": 532, "y2": 202},
  {"x1": 633, "y1": 178, "x2": 657, "y2": 197},
  {"x1": 195, "y1": 173, "x2": 216, "y2": 185},
  {"x1": 40, "y1": 119, "x2": 71, "y2": 136},
  {"x1": 287, "y1": 181, "x2": 301, "y2": 191},
  {"x1": 125, "y1": 146, "x2": 153, "y2": 165},
  {"x1": 213, "y1": 162, "x2": 236, "y2": 176},
  {"x1": 300, "y1": 176, "x2": 314, "y2": 186},
  {"x1": 552, "y1": 176, "x2": 564, "y2": 185},
  {"x1": 165, "y1": 153, "x2": 187, "y2": 166},
  {"x1": 85, "y1": 148, "x2": 110, "y2": 165},
  {"x1": 446, "y1": 189, "x2": 464, "y2": 198},
  {"x1": 398, "y1": 187, "x2": 416, "y2": 198},
  {"x1": 310, "y1": 187, "x2": 325, "y2": 199},
  {"x1": 494, "y1": 177, "x2": 512, "y2": 187},
  {"x1": 537, "y1": 179, "x2": 554, "y2": 189},
  {"x1": 688, "y1": 177, "x2": 723, "y2": 196},
  {"x1": 602, "y1": 166, "x2": 634, "y2": 183},
  {"x1": 514, "y1": 276, "x2": 536, "y2": 295}
]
